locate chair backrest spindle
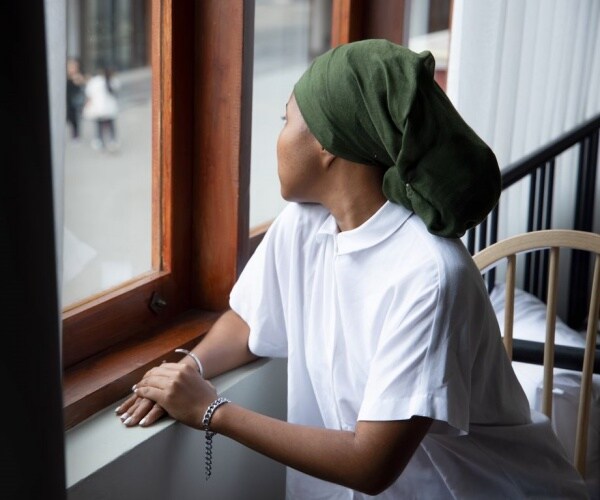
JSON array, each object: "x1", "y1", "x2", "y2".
[
  {"x1": 503, "y1": 255, "x2": 516, "y2": 360},
  {"x1": 575, "y1": 254, "x2": 600, "y2": 475}
]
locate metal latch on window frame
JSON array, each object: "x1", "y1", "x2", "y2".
[{"x1": 149, "y1": 292, "x2": 167, "y2": 314}]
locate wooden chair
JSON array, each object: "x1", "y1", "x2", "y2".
[{"x1": 473, "y1": 229, "x2": 600, "y2": 476}]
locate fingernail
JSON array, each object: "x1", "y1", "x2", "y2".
[
  {"x1": 115, "y1": 406, "x2": 121, "y2": 413},
  {"x1": 131, "y1": 384, "x2": 137, "y2": 392},
  {"x1": 124, "y1": 416, "x2": 133, "y2": 425},
  {"x1": 120, "y1": 412, "x2": 130, "y2": 421},
  {"x1": 140, "y1": 417, "x2": 147, "y2": 426}
]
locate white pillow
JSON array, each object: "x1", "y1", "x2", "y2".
[{"x1": 489, "y1": 283, "x2": 586, "y2": 348}]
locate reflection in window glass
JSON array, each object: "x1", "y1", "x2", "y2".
[
  {"x1": 250, "y1": 0, "x2": 332, "y2": 228},
  {"x1": 406, "y1": 0, "x2": 451, "y2": 90},
  {"x1": 63, "y1": 0, "x2": 152, "y2": 306}
]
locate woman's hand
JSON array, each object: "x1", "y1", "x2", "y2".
[
  {"x1": 116, "y1": 309, "x2": 255, "y2": 429},
  {"x1": 132, "y1": 363, "x2": 218, "y2": 429},
  {"x1": 115, "y1": 393, "x2": 165, "y2": 427}
]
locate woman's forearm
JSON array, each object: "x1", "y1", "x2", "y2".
[
  {"x1": 132, "y1": 308, "x2": 430, "y2": 494},
  {"x1": 185, "y1": 310, "x2": 259, "y2": 379},
  {"x1": 210, "y1": 403, "x2": 430, "y2": 496},
  {"x1": 132, "y1": 345, "x2": 431, "y2": 493}
]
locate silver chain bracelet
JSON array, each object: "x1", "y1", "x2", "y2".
[{"x1": 202, "y1": 396, "x2": 230, "y2": 480}]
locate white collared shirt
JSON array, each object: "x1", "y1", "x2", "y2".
[{"x1": 230, "y1": 202, "x2": 587, "y2": 499}]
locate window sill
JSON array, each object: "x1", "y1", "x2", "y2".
[
  {"x1": 66, "y1": 357, "x2": 287, "y2": 494},
  {"x1": 63, "y1": 309, "x2": 221, "y2": 429}
]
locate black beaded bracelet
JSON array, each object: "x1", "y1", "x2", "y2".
[{"x1": 201, "y1": 396, "x2": 230, "y2": 480}]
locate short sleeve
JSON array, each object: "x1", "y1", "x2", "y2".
[
  {"x1": 229, "y1": 218, "x2": 288, "y2": 358},
  {"x1": 357, "y1": 261, "x2": 471, "y2": 435}
]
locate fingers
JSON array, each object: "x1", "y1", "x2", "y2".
[
  {"x1": 133, "y1": 385, "x2": 165, "y2": 406},
  {"x1": 117, "y1": 394, "x2": 147, "y2": 424},
  {"x1": 134, "y1": 369, "x2": 218, "y2": 429},
  {"x1": 139, "y1": 404, "x2": 166, "y2": 427},
  {"x1": 117, "y1": 362, "x2": 206, "y2": 429},
  {"x1": 115, "y1": 392, "x2": 138, "y2": 415},
  {"x1": 130, "y1": 386, "x2": 167, "y2": 412},
  {"x1": 136, "y1": 373, "x2": 174, "y2": 392},
  {"x1": 121, "y1": 397, "x2": 154, "y2": 427},
  {"x1": 136, "y1": 363, "x2": 200, "y2": 394},
  {"x1": 117, "y1": 397, "x2": 166, "y2": 427},
  {"x1": 115, "y1": 363, "x2": 189, "y2": 426},
  {"x1": 115, "y1": 375, "x2": 156, "y2": 419}
]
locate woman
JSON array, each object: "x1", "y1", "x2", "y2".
[
  {"x1": 66, "y1": 58, "x2": 85, "y2": 140},
  {"x1": 116, "y1": 41, "x2": 587, "y2": 499},
  {"x1": 83, "y1": 66, "x2": 120, "y2": 152}
]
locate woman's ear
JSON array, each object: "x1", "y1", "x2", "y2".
[{"x1": 320, "y1": 145, "x2": 337, "y2": 170}]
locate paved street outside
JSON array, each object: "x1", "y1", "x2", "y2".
[
  {"x1": 63, "y1": 68, "x2": 153, "y2": 306},
  {"x1": 63, "y1": 0, "x2": 314, "y2": 305}
]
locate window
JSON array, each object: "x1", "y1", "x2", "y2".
[
  {"x1": 62, "y1": 0, "x2": 251, "y2": 428},
  {"x1": 64, "y1": 0, "x2": 153, "y2": 306},
  {"x1": 250, "y1": 0, "x2": 332, "y2": 229},
  {"x1": 63, "y1": 0, "x2": 190, "y2": 371},
  {"x1": 405, "y1": 0, "x2": 452, "y2": 90},
  {"x1": 330, "y1": 0, "x2": 451, "y2": 90}
]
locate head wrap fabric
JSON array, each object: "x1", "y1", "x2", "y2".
[{"x1": 293, "y1": 39, "x2": 500, "y2": 238}]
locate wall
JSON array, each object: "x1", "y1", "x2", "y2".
[
  {"x1": 2, "y1": 1, "x2": 66, "y2": 499},
  {"x1": 67, "y1": 358, "x2": 288, "y2": 500}
]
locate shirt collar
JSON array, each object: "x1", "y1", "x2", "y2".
[{"x1": 316, "y1": 201, "x2": 413, "y2": 255}]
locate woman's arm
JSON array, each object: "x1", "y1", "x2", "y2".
[
  {"x1": 185, "y1": 309, "x2": 259, "y2": 379},
  {"x1": 214, "y1": 405, "x2": 431, "y2": 495},
  {"x1": 116, "y1": 310, "x2": 259, "y2": 426},
  {"x1": 133, "y1": 362, "x2": 432, "y2": 496}
]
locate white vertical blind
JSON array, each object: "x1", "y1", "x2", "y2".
[{"x1": 448, "y1": 0, "x2": 600, "y2": 240}]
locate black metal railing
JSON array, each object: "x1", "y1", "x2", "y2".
[
  {"x1": 512, "y1": 339, "x2": 600, "y2": 374},
  {"x1": 468, "y1": 113, "x2": 600, "y2": 327},
  {"x1": 468, "y1": 113, "x2": 600, "y2": 374}
]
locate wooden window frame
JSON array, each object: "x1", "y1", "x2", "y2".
[
  {"x1": 63, "y1": 0, "x2": 254, "y2": 429},
  {"x1": 331, "y1": 0, "x2": 406, "y2": 46}
]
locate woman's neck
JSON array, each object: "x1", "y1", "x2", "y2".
[{"x1": 320, "y1": 160, "x2": 387, "y2": 232}]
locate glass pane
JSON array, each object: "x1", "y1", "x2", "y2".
[
  {"x1": 406, "y1": 0, "x2": 451, "y2": 90},
  {"x1": 63, "y1": 0, "x2": 153, "y2": 306},
  {"x1": 250, "y1": 0, "x2": 332, "y2": 228}
]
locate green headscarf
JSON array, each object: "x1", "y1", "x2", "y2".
[{"x1": 293, "y1": 39, "x2": 500, "y2": 238}]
